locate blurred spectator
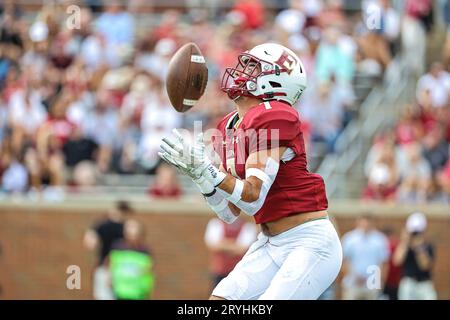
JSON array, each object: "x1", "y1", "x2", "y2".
[
  {"x1": 416, "y1": 62, "x2": 450, "y2": 110},
  {"x1": 376, "y1": 0, "x2": 400, "y2": 53},
  {"x1": 83, "y1": 200, "x2": 134, "y2": 300},
  {"x1": 63, "y1": 127, "x2": 98, "y2": 169},
  {"x1": 301, "y1": 82, "x2": 348, "y2": 152},
  {"x1": 95, "y1": 0, "x2": 135, "y2": 67},
  {"x1": 138, "y1": 85, "x2": 182, "y2": 171},
  {"x1": 363, "y1": 141, "x2": 398, "y2": 202},
  {"x1": 363, "y1": 0, "x2": 401, "y2": 56},
  {"x1": 151, "y1": 10, "x2": 180, "y2": 41},
  {"x1": 148, "y1": 163, "x2": 182, "y2": 198},
  {"x1": 204, "y1": 217, "x2": 257, "y2": 288},
  {"x1": 80, "y1": 32, "x2": 109, "y2": 71},
  {"x1": 396, "y1": 142, "x2": 431, "y2": 203},
  {"x1": 82, "y1": 89, "x2": 119, "y2": 173},
  {"x1": 356, "y1": 31, "x2": 391, "y2": 76},
  {"x1": 316, "y1": 0, "x2": 346, "y2": 29},
  {"x1": 72, "y1": 160, "x2": 98, "y2": 187},
  {"x1": 108, "y1": 219, "x2": 154, "y2": 300},
  {"x1": 275, "y1": 0, "x2": 306, "y2": 35},
  {"x1": 380, "y1": 227, "x2": 402, "y2": 300},
  {"x1": 363, "y1": 163, "x2": 397, "y2": 201},
  {"x1": 341, "y1": 214, "x2": 389, "y2": 300},
  {"x1": 135, "y1": 38, "x2": 176, "y2": 82},
  {"x1": 437, "y1": 159, "x2": 450, "y2": 198},
  {"x1": 315, "y1": 26, "x2": 355, "y2": 85},
  {"x1": 231, "y1": 0, "x2": 265, "y2": 30},
  {"x1": 395, "y1": 105, "x2": 424, "y2": 146},
  {"x1": 8, "y1": 85, "x2": 47, "y2": 152},
  {"x1": 0, "y1": 96, "x2": 8, "y2": 147},
  {"x1": 401, "y1": 0, "x2": 433, "y2": 76},
  {"x1": 393, "y1": 212, "x2": 437, "y2": 300},
  {"x1": 364, "y1": 130, "x2": 396, "y2": 173},
  {"x1": 422, "y1": 125, "x2": 449, "y2": 174},
  {"x1": 442, "y1": 0, "x2": 450, "y2": 69},
  {"x1": 96, "y1": 1, "x2": 135, "y2": 46},
  {"x1": 116, "y1": 73, "x2": 152, "y2": 173},
  {"x1": 1, "y1": 155, "x2": 28, "y2": 193},
  {"x1": 36, "y1": 93, "x2": 76, "y2": 187},
  {"x1": 358, "y1": 0, "x2": 399, "y2": 72}
]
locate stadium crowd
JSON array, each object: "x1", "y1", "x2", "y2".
[
  {"x1": 363, "y1": 54, "x2": 450, "y2": 203},
  {"x1": 0, "y1": 0, "x2": 405, "y2": 196},
  {"x1": 360, "y1": 0, "x2": 450, "y2": 204}
]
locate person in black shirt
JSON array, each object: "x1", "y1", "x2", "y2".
[
  {"x1": 83, "y1": 200, "x2": 134, "y2": 299},
  {"x1": 63, "y1": 127, "x2": 98, "y2": 168},
  {"x1": 393, "y1": 212, "x2": 437, "y2": 300}
]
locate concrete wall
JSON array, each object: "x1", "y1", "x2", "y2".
[{"x1": 0, "y1": 200, "x2": 449, "y2": 299}]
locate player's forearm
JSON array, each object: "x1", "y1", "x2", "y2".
[
  {"x1": 204, "y1": 188, "x2": 239, "y2": 224},
  {"x1": 189, "y1": 171, "x2": 239, "y2": 224},
  {"x1": 217, "y1": 174, "x2": 262, "y2": 203},
  {"x1": 215, "y1": 171, "x2": 276, "y2": 216}
]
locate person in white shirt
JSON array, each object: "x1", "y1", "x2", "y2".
[
  {"x1": 417, "y1": 62, "x2": 450, "y2": 109},
  {"x1": 1, "y1": 159, "x2": 29, "y2": 193},
  {"x1": 204, "y1": 217, "x2": 257, "y2": 288},
  {"x1": 8, "y1": 88, "x2": 47, "y2": 135},
  {"x1": 275, "y1": 0, "x2": 307, "y2": 35}
]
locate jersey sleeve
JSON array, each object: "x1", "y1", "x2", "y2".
[{"x1": 246, "y1": 108, "x2": 302, "y2": 154}]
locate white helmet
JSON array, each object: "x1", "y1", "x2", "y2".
[{"x1": 221, "y1": 43, "x2": 307, "y2": 105}]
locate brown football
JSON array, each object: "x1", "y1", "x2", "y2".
[{"x1": 166, "y1": 42, "x2": 208, "y2": 112}]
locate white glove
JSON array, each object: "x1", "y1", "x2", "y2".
[{"x1": 159, "y1": 129, "x2": 226, "y2": 192}]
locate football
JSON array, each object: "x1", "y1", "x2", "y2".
[{"x1": 166, "y1": 42, "x2": 208, "y2": 112}]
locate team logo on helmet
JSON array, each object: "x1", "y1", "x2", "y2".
[{"x1": 276, "y1": 51, "x2": 298, "y2": 75}]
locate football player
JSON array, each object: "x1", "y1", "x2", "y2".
[{"x1": 159, "y1": 43, "x2": 343, "y2": 300}]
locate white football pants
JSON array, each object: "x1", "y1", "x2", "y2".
[{"x1": 212, "y1": 218, "x2": 343, "y2": 300}]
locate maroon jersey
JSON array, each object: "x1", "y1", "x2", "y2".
[{"x1": 212, "y1": 100, "x2": 328, "y2": 224}]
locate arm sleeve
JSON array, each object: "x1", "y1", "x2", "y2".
[{"x1": 219, "y1": 157, "x2": 280, "y2": 216}]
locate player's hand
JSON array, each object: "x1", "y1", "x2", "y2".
[
  {"x1": 158, "y1": 129, "x2": 199, "y2": 180},
  {"x1": 159, "y1": 129, "x2": 226, "y2": 188}
]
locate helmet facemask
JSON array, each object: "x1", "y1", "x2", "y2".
[{"x1": 221, "y1": 53, "x2": 288, "y2": 101}]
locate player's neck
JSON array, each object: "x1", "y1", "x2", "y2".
[{"x1": 235, "y1": 96, "x2": 263, "y2": 118}]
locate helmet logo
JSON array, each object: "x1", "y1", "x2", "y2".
[{"x1": 276, "y1": 51, "x2": 297, "y2": 75}]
